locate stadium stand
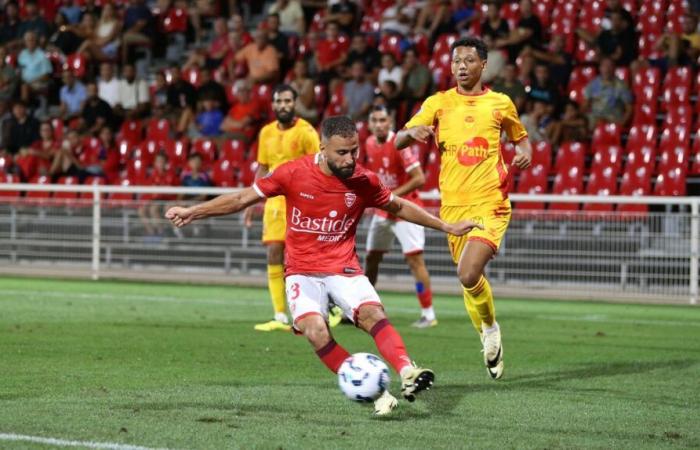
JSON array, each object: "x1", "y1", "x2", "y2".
[{"x1": 0, "y1": 0, "x2": 698, "y2": 205}]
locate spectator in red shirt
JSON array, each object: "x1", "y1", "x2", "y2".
[
  {"x1": 83, "y1": 125, "x2": 120, "y2": 182},
  {"x1": 220, "y1": 79, "x2": 262, "y2": 143},
  {"x1": 138, "y1": 152, "x2": 177, "y2": 239},
  {"x1": 315, "y1": 21, "x2": 349, "y2": 85}
]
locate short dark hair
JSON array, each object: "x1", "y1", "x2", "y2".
[
  {"x1": 188, "y1": 152, "x2": 202, "y2": 161},
  {"x1": 370, "y1": 105, "x2": 389, "y2": 115},
  {"x1": 321, "y1": 116, "x2": 357, "y2": 140},
  {"x1": 273, "y1": 83, "x2": 297, "y2": 100},
  {"x1": 450, "y1": 37, "x2": 488, "y2": 60}
]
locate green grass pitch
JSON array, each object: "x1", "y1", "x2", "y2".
[{"x1": 1, "y1": 276, "x2": 699, "y2": 449}]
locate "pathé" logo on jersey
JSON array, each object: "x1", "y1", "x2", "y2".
[{"x1": 457, "y1": 137, "x2": 489, "y2": 166}]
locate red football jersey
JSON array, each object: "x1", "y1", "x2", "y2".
[
  {"x1": 254, "y1": 154, "x2": 393, "y2": 276},
  {"x1": 364, "y1": 131, "x2": 422, "y2": 218}
]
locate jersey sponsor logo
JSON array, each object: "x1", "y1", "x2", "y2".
[
  {"x1": 290, "y1": 206, "x2": 355, "y2": 238},
  {"x1": 300, "y1": 192, "x2": 315, "y2": 200},
  {"x1": 457, "y1": 137, "x2": 489, "y2": 166},
  {"x1": 344, "y1": 193, "x2": 357, "y2": 207},
  {"x1": 343, "y1": 267, "x2": 359, "y2": 274}
]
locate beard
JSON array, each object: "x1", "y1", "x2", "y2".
[
  {"x1": 327, "y1": 159, "x2": 355, "y2": 179},
  {"x1": 275, "y1": 108, "x2": 295, "y2": 124}
]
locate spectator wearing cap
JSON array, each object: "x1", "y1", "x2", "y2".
[
  {"x1": 583, "y1": 57, "x2": 632, "y2": 129},
  {"x1": 59, "y1": 70, "x2": 87, "y2": 121},
  {"x1": 268, "y1": 0, "x2": 305, "y2": 36},
  {"x1": 235, "y1": 26, "x2": 280, "y2": 84}
]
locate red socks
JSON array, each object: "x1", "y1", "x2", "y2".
[
  {"x1": 315, "y1": 339, "x2": 350, "y2": 373},
  {"x1": 370, "y1": 319, "x2": 412, "y2": 374}
]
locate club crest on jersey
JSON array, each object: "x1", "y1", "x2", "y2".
[{"x1": 344, "y1": 192, "x2": 357, "y2": 207}]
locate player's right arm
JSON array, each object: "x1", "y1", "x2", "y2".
[
  {"x1": 166, "y1": 187, "x2": 263, "y2": 228},
  {"x1": 395, "y1": 95, "x2": 438, "y2": 149}
]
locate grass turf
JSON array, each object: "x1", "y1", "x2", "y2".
[{"x1": 0, "y1": 276, "x2": 699, "y2": 449}]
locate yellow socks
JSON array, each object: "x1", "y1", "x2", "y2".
[
  {"x1": 267, "y1": 264, "x2": 286, "y2": 315},
  {"x1": 463, "y1": 275, "x2": 495, "y2": 333}
]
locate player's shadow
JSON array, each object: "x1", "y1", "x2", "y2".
[{"x1": 411, "y1": 358, "x2": 699, "y2": 418}]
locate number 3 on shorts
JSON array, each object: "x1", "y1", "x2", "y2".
[{"x1": 289, "y1": 282, "x2": 300, "y2": 300}]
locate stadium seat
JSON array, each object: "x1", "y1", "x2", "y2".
[
  {"x1": 553, "y1": 142, "x2": 586, "y2": 174},
  {"x1": 657, "y1": 143, "x2": 689, "y2": 174},
  {"x1": 108, "y1": 178, "x2": 135, "y2": 206},
  {"x1": 119, "y1": 119, "x2": 143, "y2": 144},
  {"x1": 191, "y1": 138, "x2": 218, "y2": 166},
  {"x1": 313, "y1": 84, "x2": 327, "y2": 112},
  {"x1": 132, "y1": 141, "x2": 158, "y2": 168},
  {"x1": 592, "y1": 122, "x2": 622, "y2": 149},
  {"x1": 162, "y1": 6, "x2": 188, "y2": 33},
  {"x1": 567, "y1": 67, "x2": 597, "y2": 104},
  {"x1": 0, "y1": 173, "x2": 21, "y2": 201},
  {"x1": 247, "y1": 140, "x2": 258, "y2": 162},
  {"x1": 661, "y1": 86, "x2": 691, "y2": 112},
  {"x1": 625, "y1": 144, "x2": 657, "y2": 173},
  {"x1": 51, "y1": 118, "x2": 64, "y2": 141},
  {"x1": 378, "y1": 34, "x2": 404, "y2": 63},
  {"x1": 80, "y1": 176, "x2": 105, "y2": 199},
  {"x1": 549, "y1": 166, "x2": 583, "y2": 212},
  {"x1": 626, "y1": 124, "x2": 658, "y2": 152},
  {"x1": 591, "y1": 145, "x2": 624, "y2": 176},
  {"x1": 583, "y1": 167, "x2": 618, "y2": 213},
  {"x1": 515, "y1": 164, "x2": 548, "y2": 211},
  {"x1": 211, "y1": 159, "x2": 238, "y2": 187},
  {"x1": 126, "y1": 159, "x2": 149, "y2": 184},
  {"x1": 53, "y1": 176, "x2": 81, "y2": 206},
  {"x1": 25, "y1": 175, "x2": 52, "y2": 204},
  {"x1": 664, "y1": 66, "x2": 693, "y2": 90},
  {"x1": 664, "y1": 103, "x2": 693, "y2": 127},
  {"x1": 411, "y1": 33, "x2": 430, "y2": 64},
  {"x1": 618, "y1": 166, "x2": 651, "y2": 214},
  {"x1": 653, "y1": 167, "x2": 686, "y2": 196},
  {"x1": 0, "y1": 155, "x2": 12, "y2": 173},
  {"x1": 638, "y1": 3, "x2": 665, "y2": 33},
  {"x1": 432, "y1": 34, "x2": 459, "y2": 58},
  {"x1": 239, "y1": 160, "x2": 259, "y2": 186},
  {"x1": 63, "y1": 52, "x2": 88, "y2": 78},
  {"x1": 632, "y1": 87, "x2": 658, "y2": 126},
  {"x1": 614, "y1": 67, "x2": 630, "y2": 84},
  {"x1": 500, "y1": 1, "x2": 521, "y2": 29},
  {"x1": 659, "y1": 125, "x2": 691, "y2": 153},
  {"x1": 530, "y1": 141, "x2": 552, "y2": 173},
  {"x1": 219, "y1": 139, "x2": 247, "y2": 168},
  {"x1": 146, "y1": 118, "x2": 171, "y2": 142},
  {"x1": 575, "y1": 40, "x2": 598, "y2": 64},
  {"x1": 665, "y1": 2, "x2": 685, "y2": 33},
  {"x1": 500, "y1": 142, "x2": 516, "y2": 166},
  {"x1": 638, "y1": 31, "x2": 663, "y2": 59},
  {"x1": 533, "y1": 1, "x2": 552, "y2": 28},
  {"x1": 182, "y1": 67, "x2": 201, "y2": 87},
  {"x1": 632, "y1": 66, "x2": 661, "y2": 98},
  {"x1": 161, "y1": 138, "x2": 189, "y2": 171}
]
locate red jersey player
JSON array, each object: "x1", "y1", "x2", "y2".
[
  {"x1": 363, "y1": 106, "x2": 437, "y2": 328},
  {"x1": 165, "y1": 116, "x2": 481, "y2": 415}
]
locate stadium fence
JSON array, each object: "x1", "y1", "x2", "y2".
[{"x1": 0, "y1": 183, "x2": 697, "y2": 305}]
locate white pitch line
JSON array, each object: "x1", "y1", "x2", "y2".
[
  {"x1": 0, "y1": 433, "x2": 172, "y2": 450},
  {"x1": 538, "y1": 314, "x2": 700, "y2": 328}
]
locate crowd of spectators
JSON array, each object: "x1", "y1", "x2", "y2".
[{"x1": 0, "y1": 0, "x2": 698, "y2": 198}]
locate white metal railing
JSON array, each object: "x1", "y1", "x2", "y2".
[{"x1": 0, "y1": 183, "x2": 698, "y2": 304}]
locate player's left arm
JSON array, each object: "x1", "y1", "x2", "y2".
[
  {"x1": 502, "y1": 97, "x2": 532, "y2": 170},
  {"x1": 166, "y1": 187, "x2": 263, "y2": 228},
  {"x1": 380, "y1": 196, "x2": 483, "y2": 237}
]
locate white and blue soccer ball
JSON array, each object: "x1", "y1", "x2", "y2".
[{"x1": 337, "y1": 353, "x2": 390, "y2": 402}]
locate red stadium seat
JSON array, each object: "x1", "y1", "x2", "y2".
[
  {"x1": 592, "y1": 122, "x2": 622, "y2": 149},
  {"x1": 108, "y1": 178, "x2": 135, "y2": 206},
  {"x1": 549, "y1": 166, "x2": 583, "y2": 211},
  {"x1": 132, "y1": 141, "x2": 158, "y2": 168},
  {"x1": 63, "y1": 52, "x2": 88, "y2": 78},
  {"x1": 574, "y1": 39, "x2": 598, "y2": 64},
  {"x1": 530, "y1": 141, "x2": 552, "y2": 173},
  {"x1": 191, "y1": 138, "x2": 218, "y2": 166},
  {"x1": 583, "y1": 167, "x2": 618, "y2": 212},
  {"x1": 211, "y1": 159, "x2": 238, "y2": 187},
  {"x1": 554, "y1": 142, "x2": 586, "y2": 174},
  {"x1": 500, "y1": 1, "x2": 521, "y2": 29},
  {"x1": 591, "y1": 145, "x2": 624, "y2": 176},
  {"x1": 0, "y1": 154, "x2": 11, "y2": 173},
  {"x1": 25, "y1": 175, "x2": 52, "y2": 204},
  {"x1": 378, "y1": 34, "x2": 404, "y2": 63},
  {"x1": 657, "y1": 144, "x2": 689, "y2": 174},
  {"x1": 664, "y1": 103, "x2": 693, "y2": 127},
  {"x1": 638, "y1": 3, "x2": 665, "y2": 33},
  {"x1": 567, "y1": 66, "x2": 597, "y2": 104},
  {"x1": 632, "y1": 67, "x2": 661, "y2": 97},
  {"x1": 0, "y1": 173, "x2": 21, "y2": 201},
  {"x1": 162, "y1": 7, "x2": 188, "y2": 33},
  {"x1": 433, "y1": 34, "x2": 459, "y2": 58},
  {"x1": 664, "y1": 66, "x2": 693, "y2": 90},
  {"x1": 51, "y1": 118, "x2": 64, "y2": 141},
  {"x1": 626, "y1": 124, "x2": 658, "y2": 152},
  {"x1": 119, "y1": 119, "x2": 143, "y2": 144},
  {"x1": 500, "y1": 142, "x2": 516, "y2": 166},
  {"x1": 638, "y1": 31, "x2": 663, "y2": 59},
  {"x1": 653, "y1": 168, "x2": 686, "y2": 196},
  {"x1": 631, "y1": 86, "x2": 658, "y2": 126},
  {"x1": 659, "y1": 125, "x2": 691, "y2": 152},
  {"x1": 182, "y1": 67, "x2": 201, "y2": 87},
  {"x1": 625, "y1": 145, "x2": 657, "y2": 173},
  {"x1": 146, "y1": 118, "x2": 171, "y2": 142},
  {"x1": 661, "y1": 86, "x2": 691, "y2": 111},
  {"x1": 614, "y1": 67, "x2": 630, "y2": 84},
  {"x1": 515, "y1": 164, "x2": 548, "y2": 211},
  {"x1": 313, "y1": 84, "x2": 327, "y2": 112},
  {"x1": 161, "y1": 138, "x2": 189, "y2": 171},
  {"x1": 53, "y1": 176, "x2": 81, "y2": 206},
  {"x1": 239, "y1": 160, "x2": 259, "y2": 186},
  {"x1": 80, "y1": 176, "x2": 105, "y2": 199},
  {"x1": 618, "y1": 166, "x2": 651, "y2": 214},
  {"x1": 533, "y1": 1, "x2": 551, "y2": 28},
  {"x1": 126, "y1": 159, "x2": 149, "y2": 184},
  {"x1": 219, "y1": 139, "x2": 247, "y2": 168}
]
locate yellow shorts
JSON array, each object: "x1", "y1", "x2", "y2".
[
  {"x1": 441, "y1": 199, "x2": 511, "y2": 264},
  {"x1": 262, "y1": 195, "x2": 286, "y2": 243}
]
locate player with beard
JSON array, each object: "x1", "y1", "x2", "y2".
[
  {"x1": 166, "y1": 115, "x2": 483, "y2": 415},
  {"x1": 245, "y1": 84, "x2": 327, "y2": 332},
  {"x1": 396, "y1": 37, "x2": 532, "y2": 380}
]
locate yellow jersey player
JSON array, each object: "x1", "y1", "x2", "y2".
[
  {"x1": 246, "y1": 84, "x2": 320, "y2": 332},
  {"x1": 396, "y1": 37, "x2": 532, "y2": 379}
]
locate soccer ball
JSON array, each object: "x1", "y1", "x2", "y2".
[{"x1": 337, "y1": 353, "x2": 390, "y2": 402}]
